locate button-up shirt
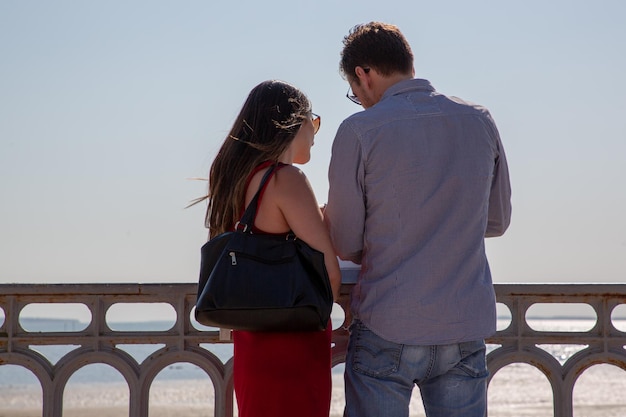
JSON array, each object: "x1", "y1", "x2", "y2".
[{"x1": 325, "y1": 78, "x2": 512, "y2": 345}]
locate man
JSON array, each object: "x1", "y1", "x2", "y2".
[{"x1": 325, "y1": 22, "x2": 512, "y2": 417}]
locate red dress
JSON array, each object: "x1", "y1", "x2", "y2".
[{"x1": 233, "y1": 162, "x2": 332, "y2": 417}]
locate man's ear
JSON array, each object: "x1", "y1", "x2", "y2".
[{"x1": 354, "y1": 66, "x2": 372, "y2": 87}]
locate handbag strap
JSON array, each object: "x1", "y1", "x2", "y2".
[{"x1": 236, "y1": 164, "x2": 277, "y2": 232}]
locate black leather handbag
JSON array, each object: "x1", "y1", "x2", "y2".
[{"x1": 195, "y1": 165, "x2": 334, "y2": 332}]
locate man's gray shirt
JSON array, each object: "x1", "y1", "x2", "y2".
[{"x1": 326, "y1": 78, "x2": 512, "y2": 345}]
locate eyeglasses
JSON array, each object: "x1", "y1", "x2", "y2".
[
  {"x1": 346, "y1": 67, "x2": 370, "y2": 106},
  {"x1": 311, "y1": 112, "x2": 321, "y2": 135},
  {"x1": 346, "y1": 87, "x2": 361, "y2": 105}
]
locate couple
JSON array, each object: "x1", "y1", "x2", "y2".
[{"x1": 203, "y1": 22, "x2": 512, "y2": 417}]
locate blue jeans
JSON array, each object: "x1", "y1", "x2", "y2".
[{"x1": 344, "y1": 320, "x2": 488, "y2": 417}]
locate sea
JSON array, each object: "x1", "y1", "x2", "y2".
[{"x1": 2, "y1": 318, "x2": 626, "y2": 417}]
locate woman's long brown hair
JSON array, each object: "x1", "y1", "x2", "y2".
[{"x1": 198, "y1": 80, "x2": 311, "y2": 238}]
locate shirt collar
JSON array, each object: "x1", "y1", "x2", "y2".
[{"x1": 381, "y1": 78, "x2": 435, "y2": 101}]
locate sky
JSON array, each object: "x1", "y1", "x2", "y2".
[{"x1": 1, "y1": 0, "x2": 625, "y2": 294}]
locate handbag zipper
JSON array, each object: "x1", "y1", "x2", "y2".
[{"x1": 229, "y1": 252, "x2": 237, "y2": 265}]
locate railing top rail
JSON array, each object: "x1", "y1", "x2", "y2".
[
  {"x1": 2, "y1": 282, "x2": 626, "y2": 295},
  {"x1": 493, "y1": 283, "x2": 626, "y2": 296},
  {"x1": 0, "y1": 283, "x2": 198, "y2": 296}
]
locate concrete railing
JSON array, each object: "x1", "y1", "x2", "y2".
[{"x1": 1, "y1": 282, "x2": 626, "y2": 416}]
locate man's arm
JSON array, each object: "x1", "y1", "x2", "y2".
[
  {"x1": 485, "y1": 117, "x2": 512, "y2": 237},
  {"x1": 324, "y1": 121, "x2": 366, "y2": 263}
]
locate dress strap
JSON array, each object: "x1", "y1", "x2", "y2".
[{"x1": 239, "y1": 162, "x2": 288, "y2": 233}]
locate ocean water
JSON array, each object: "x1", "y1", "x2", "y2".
[
  {"x1": 2, "y1": 318, "x2": 626, "y2": 416},
  {"x1": 0, "y1": 319, "x2": 237, "y2": 386},
  {"x1": 2, "y1": 318, "x2": 623, "y2": 384}
]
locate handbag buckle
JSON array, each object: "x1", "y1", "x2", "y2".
[{"x1": 234, "y1": 221, "x2": 249, "y2": 233}]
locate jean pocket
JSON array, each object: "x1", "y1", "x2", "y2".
[
  {"x1": 456, "y1": 340, "x2": 488, "y2": 378},
  {"x1": 351, "y1": 322, "x2": 403, "y2": 378}
]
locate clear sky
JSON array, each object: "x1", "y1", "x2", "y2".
[{"x1": 1, "y1": 0, "x2": 625, "y2": 287}]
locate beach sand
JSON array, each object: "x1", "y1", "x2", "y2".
[
  {"x1": 2, "y1": 404, "x2": 624, "y2": 417},
  {"x1": 2, "y1": 365, "x2": 626, "y2": 417},
  {"x1": 0, "y1": 407, "x2": 208, "y2": 417}
]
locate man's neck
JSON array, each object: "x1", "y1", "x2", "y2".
[
  {"x1": 378, "y1": 72, "x2": 413, "y2": 95},
  {"x1": 370, "y1": 71, "x2": 413, "y2": 105}
]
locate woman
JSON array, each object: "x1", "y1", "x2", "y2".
[{"x1": 203, "y1": 80, "x2": 341, "y2": 417}]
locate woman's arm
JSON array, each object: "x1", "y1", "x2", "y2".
[{"x1": 273, "y1": 166, "x2": 341, "y2": 300}]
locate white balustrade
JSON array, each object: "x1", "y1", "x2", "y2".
[{"x1": 1, "y1": 282, "x2": 626, "y2": 416}]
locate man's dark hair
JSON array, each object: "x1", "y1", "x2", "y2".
[{"x1": 340, "y1": 22, "x2": 414, "y2": 81}]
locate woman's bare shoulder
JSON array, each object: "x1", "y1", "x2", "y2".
[
  {"x1": 271, "y1": 164, "x2": 317, "y2": 208},
  {"x1": 273, "y1": 164, "x2": 309, "y2": 188},
  {"x1": 277, "y1": 163, "x2": 305, "y2": 177}
]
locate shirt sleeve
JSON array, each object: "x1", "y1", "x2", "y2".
[
  {"x1": 325, "y1": 120, "x2": 366, "y2": 263},
  {"x1": 484, "y1": 114, "x2": 512, "y2": 237}
]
